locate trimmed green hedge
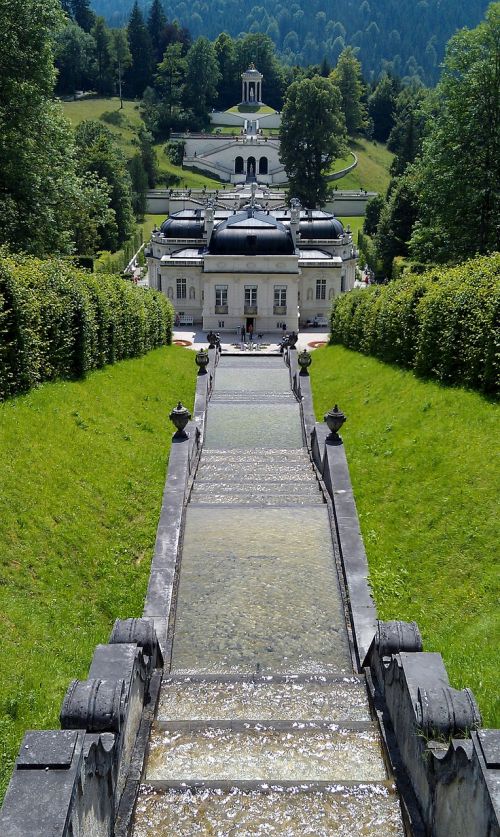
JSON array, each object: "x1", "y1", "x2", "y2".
[
  {"x1": 0, "y1": 253, "x2": 174, "y2": 400},
  {"x1": 330, "y1": 254, "x2": 500, "y2": 394}
]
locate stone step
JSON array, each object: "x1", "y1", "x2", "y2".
[
  {"x1": 192, "y1": 480, "x2": 320, "y2": 500},
  {"x1": 157, "y1": 675, "x2": 371, "y2": 724},
  {"x1": 190, "y1": 495, "x2": 323, "y2": 507},
  {"x1": 201, "y1": 449, "x2": 311, "y2": 463},
  {"x1": 195, "y1": 468, "x2": 316, "y2": 483},
  {"x1": 144, "y1": 724, "x2": 388, "y2": 784},
  {"x1": 132, "y1": 784, "x2": 405, "y2": 836},
  {"x1": 211, "y1": 391, "x2": 297, "y2": 402}
]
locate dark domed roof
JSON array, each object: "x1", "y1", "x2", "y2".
[
  {"x1": 298, "y1": 210, "x2": 344, "y2": 240},
  {"x1": 160, "y1": 210, "x2": 204, "y2": 239},
  {"x1": 209, "y1": 210, "x2": 295, "y2": 256}
]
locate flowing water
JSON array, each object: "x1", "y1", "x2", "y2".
[{"x1": 131, "y1": 356, "x2": 405, "y2": 835}]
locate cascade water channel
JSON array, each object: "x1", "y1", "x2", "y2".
[{"x1": 132, "y1": 356, "x2": 406, "y2": 836}]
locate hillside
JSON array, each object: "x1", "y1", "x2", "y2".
[{"x1": 91, "y1": 0, "x2": 490, "y2": 84}]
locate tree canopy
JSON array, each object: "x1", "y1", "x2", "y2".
[
  {"x1": 409, "y1": 2, "x2": 500, "y2": 262},
  {"x1": 279, "y1": 75, "x2": 347, "y2": 207},
  {"x1": 90, "y1": 0, "x2": 491, "y2": 86}
]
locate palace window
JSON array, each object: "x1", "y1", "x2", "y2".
[
  {"x1": 244, "y1": 286, "x2": 257, "y2": 307},
  {"x1": 274, "y1": 285, "x2": 287, "y2": 307},
  {"x1": 316, "y1": 278, "x2": 326, "y2": 300},
  {"x1": 215, "y1": 285, "x2": 228, "y2": 307},
  {"x1": 176, "y1": 277, "x2": 187, "y2": 299}
]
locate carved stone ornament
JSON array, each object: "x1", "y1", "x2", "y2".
[
  {"x1": 195, "y1": 349, "x2": 210, "y2": 374},
  {"x1": 60, "y1": 678, "x2": 125, "y2": 733},
  {"x1": 298, "y1": 349, "x2": 312, "y2": 374},
  {"x1": 169, "y1": 401, "x2": 191, "y2": 437},
  {"x1": 324, "y1": 404, "x2": 346, "y2": 440}
]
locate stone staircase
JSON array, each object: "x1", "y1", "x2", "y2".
[{"x1": 131, "y1": 356, "x2": 406, "y2": 836}]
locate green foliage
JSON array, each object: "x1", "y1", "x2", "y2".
[
  {"x1": 165, "y1": 140, "x2": 185, "y2": 166},
  {"x1": 367, "y1": 73, "x2": 400, "y2": 141},
  {"x1": 329, "y1": 47, "x2": 368, "y2": 136},
  {"x1": 363, "y1": 195, "x2": 384, "y2": 236},
  {"x1": 91, "y1": 0, "x2": 492, "y2": 86},
  {"x1": 329, "y1": 254, "x2": 500, "y2": 393},
  {"x1": 0, "y1": 252, "x2": 174, "y2": 401},
  {"x1": 184, "y1": 37, "x2": 221, "y2": 127},
  {"x1": 125, "y1": 1, "x2": 153, "y2": 98},
  {"x1": 409, "y1": 3, "x2": 500, "y2": 263},
  {"x1": 75, "y1": 120, "x2": 135, "y2": 250},
  {"x1": 310, "y1": 345, "x2": 500, "y2": 726},
  {"x1": 0, "y1": 344, "x2": 196, "y2": 802},
  {"x1": 280, "y1": 75, "x2": 347, "y2": 206}
]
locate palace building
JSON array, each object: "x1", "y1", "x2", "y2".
[{"x1": 145, "y1": 189, "x2": 357, "y2": 333}]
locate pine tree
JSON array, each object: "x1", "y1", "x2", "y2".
[
  {"x1": 71, "y1": 0, "x2": 95, "y2": 33},
  {"x1": 330, "y1": 47, "x2": 367, "y2": 136},
  {"x1": 125, "y1": 2, "x2": 153, "y2": 98},
  {"x1": 147, "y1": 0, "x2": 167, "y2": 65},
  {"x1": 91, "y1": 17, "x2": 114, "y2": 96}
]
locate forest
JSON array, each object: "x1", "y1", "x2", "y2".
[{"x1": 90, "y1": 0, "x2": 490, "y2": 84}]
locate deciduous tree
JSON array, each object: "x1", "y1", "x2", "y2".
[
  {"x1": 410, "y1": 3, "x2": 500, "y2": 262},
  {"x1": 279, "y1": 75, "x2": 347, "y2": 207}
]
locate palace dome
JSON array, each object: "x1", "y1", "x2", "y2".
[
  {"x1": 160, "y1": 210, "x2": 204, "y2": 239},
  {"x1": 209, "y1": 210, "x2": 295, "y2": 256},
  {"x1": 298, "y1": 211, "x2": 344, "y2": 240}
]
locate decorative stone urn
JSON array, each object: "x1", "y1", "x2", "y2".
[
  {"x1": 298, "y1": 350, "x2": 312, "y2": 374},
  {"x1": 169, "y1": 401, "x2": 191, "y2": 438},
  {"x1": 324, "y1": 404, "x2": 346, "y2": 441},
  {"x1": 195, "y1": 349, "x2": 210, "y2": 374}
]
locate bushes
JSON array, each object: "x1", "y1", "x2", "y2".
[
  {"x1": 0, "y1": 253, "x2": 174, "y2": 400},
  {"x1": 330, "y1": 254, "x2": 500, "y2": 394}
]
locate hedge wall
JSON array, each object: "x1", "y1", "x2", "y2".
[
  {"x1": 330, "y1": 254, "x2": 500, "y2": 394},
  {"x1": 0, "y1": 253, "x2": 174, "y2": 401}
]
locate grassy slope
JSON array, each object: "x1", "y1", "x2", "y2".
[
  {"x1": 0, "y1": 346, "x2": 196, "y2": 801},
  {"x1": 336, "y1": 138, "x2": 393, "y2": 193},
  {"x1": 310, "y1": 346, "x2": 499, "y2": 727},
  {"x1": 61, "y1": 97, "x2": 221, "y2": 189}
]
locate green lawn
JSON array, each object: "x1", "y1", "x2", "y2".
[
  {"x1": 154, "y1": 148, "x2": 222, "y2": 189},
  {"x1": 335, "y1": 138, "x2": 393, "y2": 194},
  {"x1": 338, "y1": 216, "x2": 364, "y2": 242},
  {"x1": 0, "y1": 346, "x2": 196, "y2": 803},
  {"x1": 310, "y1": 346, "x2": 499, "y2": 727},
  {"x1": 227, "y1": 103, "x2": 275, "y2": 114},
  {"x1": 62, "y1": 97, "x2": 142, "y2": 159}
]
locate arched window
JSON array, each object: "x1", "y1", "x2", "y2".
[
  {"x1": 235, "y1": 156, "x2": 244, "y2": 174},
  {"x1": 259, "y1": 156, "x2": 268, "y2": 174}
]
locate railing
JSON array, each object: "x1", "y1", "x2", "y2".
[
  {"x1": 215, "y1": 305, "x2": 228, "y2": 314},
  {"x1": 273, "y1": 305, "x2": 287, "y2": 315},
  {"x1": 244, "y1": 305, "x2": 258, "y2": 315}
]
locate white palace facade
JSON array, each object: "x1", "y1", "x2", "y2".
[{"x1": 145, "y1": 190, "x2": 358, "y2": 334}]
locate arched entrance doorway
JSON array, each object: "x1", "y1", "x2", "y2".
[
  {"x1": 259, "y1": 156, "x2": 268, "y2": 175},
  {"x1": 235, "y1": 156, "x2": 244, "y2": 174},
  {"x1": 247, "y1": 156, "x2": 256, "y2": 180}
]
